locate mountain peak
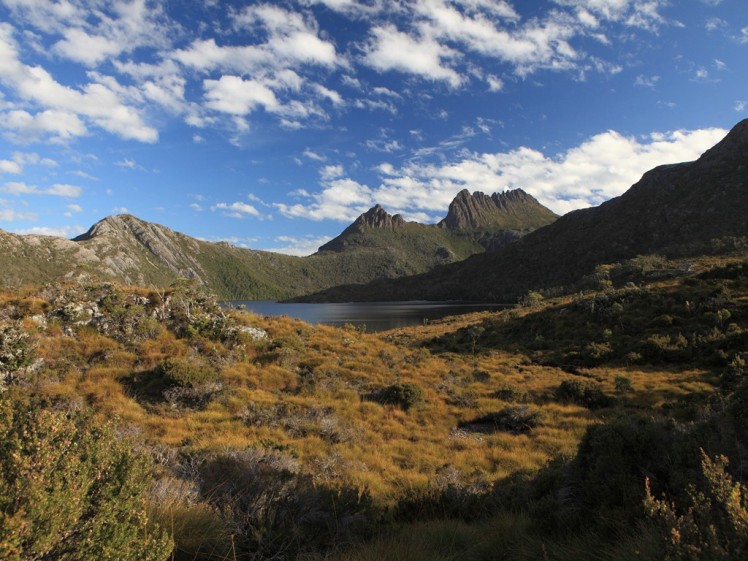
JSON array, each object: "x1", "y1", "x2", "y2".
[
  {"x1": 358, "y1": 204, "x2": 406, "y2": 230},
  {"x1": 317, "y1": 204, "x2": 406, "y2": 252},
  {"x1": 439, "y1": 188, "x2": 557, "y2": 231}
]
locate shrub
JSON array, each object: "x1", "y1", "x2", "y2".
[
  {"x1": 198, "y1": 449, "x2": 376, "y2": 559},
  {"x1": 614, "y1": 374, "x2": 634, "y2": 393},
  {"x1": 645, "y1": 451, "x2": 748, "y2": 560},
  {"x1": 554, "y1": 379, "x2": 613, "y2": 409},
  {"x1": 157, "y1": 356, "x2": 219, "y2": 387},
  {"x1": 459, "y1": 405, "x2": 544, "y2": 434},
  {"x1": 0, "y1": 323, "x2": 36, "y2": 388},
  {"x1": 369, "y1": 382, "x2": 425, "y2": 410},
  {"x1": 492, "y1": 384, "x2": 529, "y2": 403},
  {"x1": 0, "y1": 398, "x2": 172, "y2": 561},
  {"x1": 573, "y1": 415, "x2": 675, "y2": 524}
]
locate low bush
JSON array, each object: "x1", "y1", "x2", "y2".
[
  {"x1": 368, "y1": 382, "x2": 425, "y2": 411},
  {"x1": 198, "y1": 449, "x2": 377, "y2": 559},
  {"x1": 459, "y1": 405, "x2": 544, "y2": 434},
  {"x1": 157, "y1": 356, "x2": 219, "y2": 387},
  {"x1": 554, "y1": 379, "x2": 613, "y2": 409},
  {"x1": 0, "y1": 398, "x2": 172, "y2": 561},
  {"x1": 645, "y1": 451, "x2": 748, "y2": 560}
]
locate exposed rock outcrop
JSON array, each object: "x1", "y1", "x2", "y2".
[{"x1": 439, "y1": 188, "x2": 557, "y2": 231}]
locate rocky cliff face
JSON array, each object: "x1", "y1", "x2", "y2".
[{"x1": 439, "y1": 188, "x2": 557, "y2": 231}]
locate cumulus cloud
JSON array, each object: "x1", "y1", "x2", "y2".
[
  {"x1": 211, "y1": 201, "x2": 261, "y2": 218},
  {"x1": 0, "y1": 160, "x2": 22, "y2": 174},
  {"x1": 275, "y1": 177, "x2": 373, "y2": 221},
  {"x1": 0, "y1": 23, "x2": 157, "y2": 142},
  {"x1": 363, "y1": 25, "x2": 464, "y2": 87},
  {"x1": 268, "y1": 235, "x2": 335, "y2": 256},
  {"x1": 279, "y1": 126, "x2": 728, "y2": 221}
]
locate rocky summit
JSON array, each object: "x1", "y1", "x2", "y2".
[{"x1": 439, "y1": 188, "x2": 557, "y2": 231}]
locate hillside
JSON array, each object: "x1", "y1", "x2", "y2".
[
  {"x1": 2, "y1": 253, "x2": 747, "y2": 560},
  {"x1": 0, "y1": 189, "x2": 556, "y2": 299},
  {"x1": 298, "y1": 119, "x2": 748, "y2": 303}
]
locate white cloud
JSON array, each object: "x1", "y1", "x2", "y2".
[
  {"x1": 303, "y1": 149, "x2": 326, "y2": 161},
  {"x1": 736, "y1": 100, "x2": 746, "y2": 112},
  {"x1": 371, "y1": 126, "x2": 729, "y2": 215},
  {"x1": 277, "y1": 126, "x2": 728, "y2": 222},
  {"x1": 0, "y1": 109, "x2": 88, "y2": 143},
  {"x1": 46, "y1": 183, "x2": 82, "y2": 197},
  {"x1": 204, "y1": 76, "x2": 279, "y2": 115},
  {"x1": 706, "y1": 18, "x2": 727, "y2": 32},
  {"x1": 486, "y1": 74, "x2": 504, "y2": 92},
  {"x1": 268, "y1": 235, "x2": 334, "y2": 256},
  {"x1": 64, "y1": 203, "x2": 83, "y2": 217},
  {"x1": 740, "y1": 26, "x2": 748, "y2": 44},
  {"x1": 0, "y1": 160, "x2": 22, "y2": 174},
  {"x1": 212, "y1": 201, "x2": 261, "y2": 218},
  {"x1": 320, "y1": 165, "x2": 345, "y2": 180},
  {"x1": 0, "y1": 23, "x2": 157, "y2": 142},
  {"x1": 363, "y1": 25, "x2": 463, "y2": 87},
  {"x1": 275, "y1": 177, "x2": 373, "y2": 221},
  {"x1": 634, "y1": 74, "x2": 660, "y2": 88},
  {"x1": 0, "y1": 207, "x2": 37, "y2": 222},
  {"x1": 0, "y1": 181, "x2": 81, "y2": 197},
  {"x1": 12, "y1": 225, "x2": 82, "y2": 237}
]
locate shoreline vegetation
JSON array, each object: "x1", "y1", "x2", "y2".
[{"x1": 2, "y1": 252, "x2": 747, "y2": 560}]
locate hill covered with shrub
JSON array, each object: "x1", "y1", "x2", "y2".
[{"x1": 2, "y1": 251, "x2": 747, "y2": 559}]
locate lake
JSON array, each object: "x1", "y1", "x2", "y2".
[{"x1": 227, "y1": 301, "x2": 507, "y2": 332}]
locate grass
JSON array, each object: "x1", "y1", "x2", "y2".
[{"x1": 2, "y1": 253, "x2": 747, "y2": 559}]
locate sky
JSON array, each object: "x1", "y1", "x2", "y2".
[{"x1": 0, "y1": 0, "x2": 746, "y2": 256}]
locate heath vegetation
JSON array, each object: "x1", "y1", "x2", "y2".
[{"x1": 1, "y1": 253, "x2": 747, "y2": 559}]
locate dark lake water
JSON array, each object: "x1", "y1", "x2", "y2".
[{"x1": 227, "y1": 301, "x2": 507, "y2": 332}]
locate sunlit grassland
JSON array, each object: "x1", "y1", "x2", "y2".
[{"x1": 4, "y1": 286, "x2": 708, "y2": 507}]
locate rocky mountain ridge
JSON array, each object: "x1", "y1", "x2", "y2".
[
  {"x1": 0, "y1": 188, "x2": 555, "y2": 299},
  {"x1": 318, "y1": 188, "x2": 557, "y2": 254}
]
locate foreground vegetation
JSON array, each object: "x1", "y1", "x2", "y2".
[{"x1": 2, "y1": 253, "x2": 747, "y2": 559}]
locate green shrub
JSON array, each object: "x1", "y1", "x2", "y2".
[
  {"x1": 157, "y1": 356, "x2": 219, "y2": 387},
  {"x1": 554, "y1": 379, "x2": 613, "y2": 409},
  {"x1": 0, "y1": 398, "x2": 172, "y2": 561},
  {"x1": 573, "y1": 415, "x2": 675, "y2": 524},
  {"x1": 370, "y1": 382, "x2": 425, "y2": 410},
  {"x1": 645, "y1": 450, "x2": 748, "y2": 560}
]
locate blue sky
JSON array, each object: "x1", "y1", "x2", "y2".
[{"x1": 0, "y1": 0, "x2": 745, "y2": 255}]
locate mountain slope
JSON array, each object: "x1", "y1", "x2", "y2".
[
  {"x1": 0, "y1": 189, "x2": 557, "y2": 299},
  {"x1": 297, "y1": 119, "x2": 748, "y2": 302}
]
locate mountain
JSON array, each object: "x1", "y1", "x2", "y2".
[
  {"x1": 296, "y1": 119, "x2": 748, "y2": 303},
  {"x1": 439, "y1": 188, "x2": 557, "y2": 230},
  {"x1": 0, "y1": 189, "x2": 557, "y2": 299}
]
